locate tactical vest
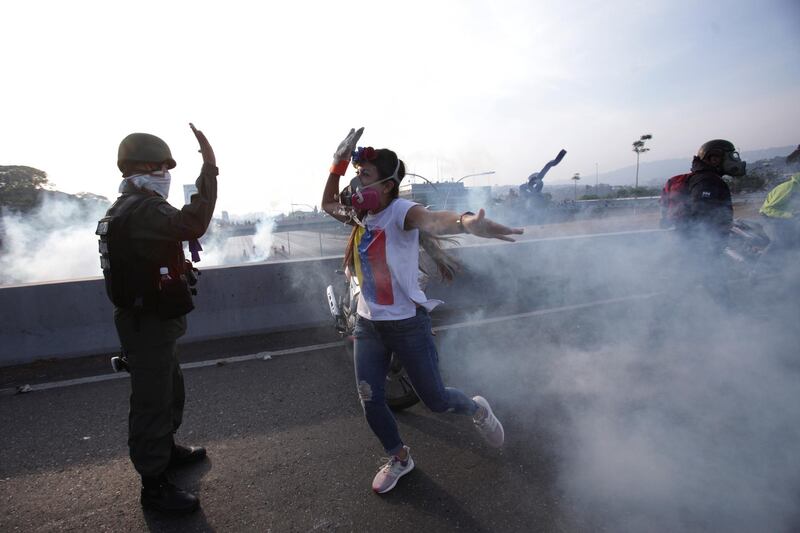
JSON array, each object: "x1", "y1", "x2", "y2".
[{"x1": 96, "y1": 194, "x2": 194, "y2": 317}]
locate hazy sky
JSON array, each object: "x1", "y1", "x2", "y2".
[{"x1": 3, "y1": 0, "x2": 798, "y2": 215}]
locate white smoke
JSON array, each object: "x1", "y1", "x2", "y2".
[
  {"x1": 433, "y1": 223, "x2": 800, "y2": 532},
  {"x1": 546, "y1": 295, "x2": 800, "y2": 532},
  {"x1": 0, "y1": 199, "x2": 281, "y2": 284},
  {"x1": 0, "y1": 196, "x2": 107, "y2": 284},
  {"x1": 197, "y1": 216, "x2": 276, "y2": 266}
]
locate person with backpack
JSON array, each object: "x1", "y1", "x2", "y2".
[
  {"x1": 96, "y1": 125, "x2": 217, "y2": 514},
  {"x1": 321, "y1": 127, "x2": 522, "y2": 494},
  {"x1": 660, "y1": 140, "x2": 743, "y2": 233},
  {"x1": 660, "y1": 140, "x2": 745, "y2": 300}
]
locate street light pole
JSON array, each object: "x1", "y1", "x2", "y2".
[
  {"x1": 631, "y1": 134, "x2": 652, "y2": 215},
  {"x1": 405, "y1": 173, "x2": 440, "y2": 208},
  {"x1": 571, "y1": 172, "x2": 581, "y2": 201},
  {"x1": 455, "y1": 171, "x2": 496, "y2": 183},
  {"x1": 595, "y1": 163, "x2": 599, "y2": 189},
  {"x1": 443, "y1": 171, "x2": 495, "y2": 210}
]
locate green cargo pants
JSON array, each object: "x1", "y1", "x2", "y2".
[{"x1": 114, "y1": 309, "x2": 187, "y2": 478}]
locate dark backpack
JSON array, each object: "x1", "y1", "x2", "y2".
[{"x1": 659, "y1": 172, "x2": 694, "y2": 226}]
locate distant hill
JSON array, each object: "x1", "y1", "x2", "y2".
[{"x1": 592, "y1": 145, "x2": 797, "y2": 187}]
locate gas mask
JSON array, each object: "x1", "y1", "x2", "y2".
[
  {"x1": 721, "y1": 151, "x2": 746, "y2": 177},
  {"x1": 338, "y1": 159, "x2": 401, "y2": 211}
]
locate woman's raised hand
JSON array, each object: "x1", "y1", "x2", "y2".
[{"x1": 333, "y1": 127, "x2": 364, "y2": 163}]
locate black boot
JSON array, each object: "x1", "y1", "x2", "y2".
[
  {"x1": 169, "y1": 443, "x2": 207, "y2": 468},
  {"x1": 140, "y1": 475, "x2": 199, "y2": 514}
]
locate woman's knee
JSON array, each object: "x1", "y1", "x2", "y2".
[{"x1": 357, "y1": 379, "x2": 385, "y2": 407}]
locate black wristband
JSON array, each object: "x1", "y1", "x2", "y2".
[{"x1": 457, "y1": 211, "x2": 475, "y2": 233}]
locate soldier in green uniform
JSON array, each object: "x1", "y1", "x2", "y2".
[{"x1": 97, "y1": 124, "x2": 217, "y2": 514}]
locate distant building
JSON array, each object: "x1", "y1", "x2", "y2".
[
  {"x1": 399, "y1": 182, "x2": 491, "y2": 211},
  {"x1": 183, "y1": 184, "x2": 198, "y2": 205}
]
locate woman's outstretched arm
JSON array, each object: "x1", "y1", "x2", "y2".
[{"x1": 405, "y1": 205, "x2": 523, "y2": 242}]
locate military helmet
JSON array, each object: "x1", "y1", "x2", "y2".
[
  {"x1": 697, "y1": 139, "x2": 736, "y2": 160},
  {"x1": 117, "y1": 133, "x2": 177, "y2": 172}
]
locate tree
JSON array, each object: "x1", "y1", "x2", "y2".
[
  {"x1": 632, "y1": 134, "x2": 653, "y2": 196},
  {"x1": 0, "y1": 166, "x2": 52, "y2": 211},
  {"x1": 571, "y1": 172, "x2": 581, "y2": 200},
  {"x1": 0, "y1": 166, "x2": 50, "y2": 191},
  {"x1": 614, "y1": 186, "x2": 660, "y2": 199}
]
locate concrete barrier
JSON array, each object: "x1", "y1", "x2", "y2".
[{"x1": 0, "y1": 230, "x2": 673, "y2": 366}]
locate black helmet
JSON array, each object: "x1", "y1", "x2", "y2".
[
  {"x1": 697, "y1": 139, "x2": 736, "y2": 160},
  {"x1": 117, "y1": 133, "x2": 177, "y2": 172},
  {"x1": 697, "y1": 139, "x2": 746, "y2": 177}
]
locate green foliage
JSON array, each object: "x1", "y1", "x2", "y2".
[
  {"x1": 0, "y1": 166, "x2": 109, "y2": 214},
  {"x1": 0, "y1": 166, "x2": 51, "y2": 211},
  {"x1": 613, "y1": 186, "x2": 660, "y2": 198},
  {"x1": 0, "y1": 165, "x2": 49, "y2": 191}
]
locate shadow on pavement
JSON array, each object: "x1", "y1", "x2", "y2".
[{"x1": 381, "y1": 468, "x2": 490, "y2": 532}]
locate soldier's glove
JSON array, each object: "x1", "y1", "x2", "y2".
[{"x1": 330, "y1": 127, "x2": 364, "y2": 176}]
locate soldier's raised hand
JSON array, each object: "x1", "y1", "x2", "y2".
[{"x1": 190, "y1": 123, "x2": 216, "y2": 167}]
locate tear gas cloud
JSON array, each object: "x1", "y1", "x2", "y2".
[
  {"x1": 195, "y1": 217, "x2": 277, "y2": 267},
  {"x1": 0, "y1": 199, "x2": 281, "y2": 285},
  {"x1": 430, "y1": 220, "x2": 800, "y2": 531},
  {"x1": 0, "y1": 196, "x2": 108, "y2": 285},
  {"x1": 2, "y1": 172, "x2": 799, "y2": 531}
]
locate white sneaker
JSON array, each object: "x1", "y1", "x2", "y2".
[
  {"x1": 371, "y1": 446, "x2": 414, "y2": 494},
  {"x1": 472, "y1": 396, "x2": 505, "y2": 448}
]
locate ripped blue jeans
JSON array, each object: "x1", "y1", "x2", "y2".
[{"x1": 353, "y1": 307, "x2": 478, "y2": 455}]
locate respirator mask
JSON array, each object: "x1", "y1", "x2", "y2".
[
  {"x1": 338, "y1": 147, "x2": 401, "y2": 211},
  {"x1": 721, "y1": 150, "x2": 746, "y2": 177}
]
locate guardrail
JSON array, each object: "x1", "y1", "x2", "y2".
[{"x1": 0, "y1": 229, "x2": 673, "y2": 366}]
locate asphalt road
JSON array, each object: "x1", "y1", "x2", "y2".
[
  {"x1": 1, "y1": 275, "x2": 799, "y2": 532},
  {"x1": 0, "y1": 315, "x2": 571, "y2": 532}
]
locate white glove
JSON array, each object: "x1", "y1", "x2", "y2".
[{"x1": 333, "y1": 127, "x2": 364, "y2": 163}]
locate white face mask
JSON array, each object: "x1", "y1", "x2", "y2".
[{"x1": 120, "y1": 170, "x2": 172, "y2": 199}]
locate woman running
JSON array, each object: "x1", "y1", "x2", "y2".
[{"x1": 321, "y1": 127, "x2": 523, "y2": 494}]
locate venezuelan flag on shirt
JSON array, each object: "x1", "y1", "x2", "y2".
[{"x1": 353, "y1": 226, "x2": 394, "y2": 305}]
